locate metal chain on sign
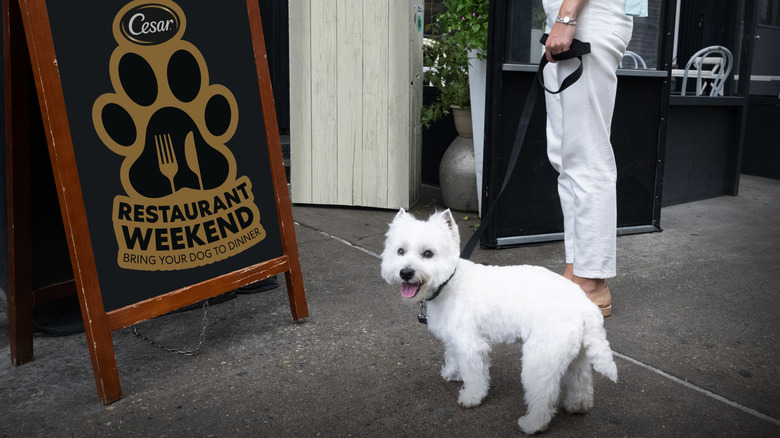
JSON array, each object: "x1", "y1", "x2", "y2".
[{"x1": 131, "y1": 301, "x2": 209, "y2": 356}]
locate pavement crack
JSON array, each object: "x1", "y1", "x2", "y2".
[
  {"x1": 295, "y1": 221, "x2": 381, "y2": 259},
  {"x1": 612, "y1": 351, "x2": 780, "y2": 426}
]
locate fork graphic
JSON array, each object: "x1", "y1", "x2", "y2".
[{"x1": 155, "y1": 133, "x2": 178, "y2": 193}]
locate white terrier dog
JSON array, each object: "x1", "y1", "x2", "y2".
[{"x1": 380, "y1": 209, "x2": 618, "y2": 434}]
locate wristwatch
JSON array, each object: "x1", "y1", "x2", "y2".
[{"x1": 556, "y1": 16, "x2": 577, "y2": 25}]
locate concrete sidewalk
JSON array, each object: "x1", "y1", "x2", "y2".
[{"x1": 1, "y1": 174, "x2": 779, "y2": 437}]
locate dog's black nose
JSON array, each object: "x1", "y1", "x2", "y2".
[{"x1": 400, "y1": 267, "x2": 415, "y2": 281}]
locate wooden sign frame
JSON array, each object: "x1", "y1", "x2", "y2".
[{"x1": 5, "y1": 0, "x2": 307, "y2": 404}]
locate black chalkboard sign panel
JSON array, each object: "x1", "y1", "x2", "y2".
[
  {"x1": 47, "y1": 0, "x2": 284, "y2": 311},
  {"x1": 10, "y1": 0, "x2": 308, "y2": 403}
]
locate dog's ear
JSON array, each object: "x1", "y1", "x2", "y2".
[
  {"x1": 391, "y1": 208, "x2": 416, "y2": 226},
  {"x1": 441, "y1": 209, "x2": 461, "y2": 245},
  {"x1": 441, "y1": 209, "x2": 456, "y2": 231}
]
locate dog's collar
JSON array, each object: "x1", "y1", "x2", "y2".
[
  {"x1": 417, "y1": 269, "x2": 456, "y2": 325},
  {"x1": 426, "y1": 269, "x2": 456, "y2": 302}
]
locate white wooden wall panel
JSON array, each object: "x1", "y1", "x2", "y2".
[
  {"x1": 337, "y1": 0, "x2": 363, "y2": 205},
  {"x1": 387, "y1": 2, "x2": 409, "y2": 208},
  {"x1": 290, "y1": 0, "x2": 422, "y2": 209},
  {"x1": 289, "y1": 0, "x2": 312, "y2": 203},
  {"x1": 309, "y1": 0, "x2": 338, "y2": 204},
  {"x1": 361, "y1": 3, "x2": 389, "y2": 207}
]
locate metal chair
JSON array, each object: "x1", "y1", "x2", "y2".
[
  {"x1": 681, "y1": 46, "x2": 733, "y2": 96},
  {"x1": 619, "y1": 50, "x2": 646, "y2": 69}
]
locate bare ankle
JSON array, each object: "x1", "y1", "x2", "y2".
[
  {"x1": 571, "y1": 276, "x2": 606, "y2": 296},
  {"x1": 563, "y1": 264, "x2": 574, "y2": 280}
]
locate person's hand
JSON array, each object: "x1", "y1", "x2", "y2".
[{"x1": 545, "y1": 22, "x2": 577, "y2": 63}]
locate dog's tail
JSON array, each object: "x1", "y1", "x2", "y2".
[{"x1": 582, "y1": 311, "x2": 618, "y2": 382}]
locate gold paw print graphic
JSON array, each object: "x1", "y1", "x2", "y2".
[
  {"x1": 92, "y1": 0, "x2": 238, "y2": 199},
  {"x1": 92, "y1": 0, "x2": 266, "y2": 272}
]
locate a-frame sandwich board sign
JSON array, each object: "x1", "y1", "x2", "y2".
[{"x1": 6, "y1": 0, "x2": 308, "y2": 404}]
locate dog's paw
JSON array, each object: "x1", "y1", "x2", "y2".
[
  {"x1": 517, "y1": 414, "x2": 551, "y2": 435},
  {"x1": 562, "y1": 397, "x2": 593, "y2": 414},
  {"x1": 562, "y1": 385, "x2": 594, "y2": 414},
  {"x1": 440, "y1": 365, "x2": 462, "y2": 382},
  {"x1": 457, "y1": 386, "x2": 487, "y2": 408}
]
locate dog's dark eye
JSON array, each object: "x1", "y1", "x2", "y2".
[
  {"x1": 397, "y1": 248, "x2": 405, "y2": 256},
  {"x1": 422, "y1": 250, "x2": 434, "y2": 259}
]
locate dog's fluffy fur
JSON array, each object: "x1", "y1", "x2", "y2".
[{"x1": 380, "y1": 209, "x2": 617, "y2": 434}]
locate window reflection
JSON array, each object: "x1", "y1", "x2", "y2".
[{"x1": 758, "y1": 0, "x2": 780, "y2": 27}]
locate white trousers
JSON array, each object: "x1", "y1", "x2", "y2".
[{"x1": 542, "y1": 0, "x2": 632, "y2": 279}]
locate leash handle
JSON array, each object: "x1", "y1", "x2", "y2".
[
  {"x1": 537, "y1": 34, "x2": 591, "y2": 94},
  {"x1": 460, "y1": 34, "x2": 590, "y2": 259}
]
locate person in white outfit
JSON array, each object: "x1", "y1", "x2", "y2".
[{"x1": 542, "y1": 0, "x2": 634, "y2": 316}]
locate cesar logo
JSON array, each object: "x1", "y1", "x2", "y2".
[{"x1": 120, "y1": 3, "x2": 180, "y2": 45}]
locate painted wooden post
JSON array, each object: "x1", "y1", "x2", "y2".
[{"x1": 290, "y1": 0, "x2": 423, "y2": 209}]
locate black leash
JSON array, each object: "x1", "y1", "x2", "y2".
[{"x1": 459, "y1": 35, "x2": 591, "y2": 260}]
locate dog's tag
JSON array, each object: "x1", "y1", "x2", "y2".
[{"x1": 417, "y1": 301, "x2": 428, "y2": 325}]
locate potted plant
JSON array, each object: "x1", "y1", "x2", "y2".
[
  {"x1": 421, "y1": 0, "x2": 488, "y2": 131},
  {"x1": 422, "y1": 0, "x2": 488, "y2": 212}
]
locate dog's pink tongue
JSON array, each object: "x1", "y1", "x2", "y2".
[{"x1": 401, "y1": 282, "x2": 418, "y2": 298}]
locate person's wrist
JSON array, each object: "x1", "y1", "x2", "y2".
[{"x1": 555, "y1": 15, "x2": 577, "y2": 25}]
